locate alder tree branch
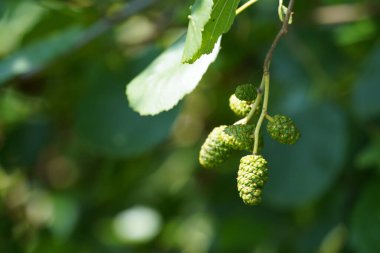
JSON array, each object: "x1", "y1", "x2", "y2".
[
  {"x1": 263, "y1": 0, "x2": 295, "y2": 74},
  {"x1": 236, "y1": 0, "x2": 295, "y2": 127},
  {"x1": 253, "y1": 0, "x2": 295, "y2": 154},
  {"x1": 236, "y1": 0, "x2": 259, "y2": 15},
  {"x1": 75, "y1": 0, "x2": 157, "y2": 48}
]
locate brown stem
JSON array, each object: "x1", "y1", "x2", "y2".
[
  {"x1": 262, "y1": 0, "x2": 295, "y2": 75},
  {"x1": 252, "y1": 0, "x2": 295, "y2": 154}
]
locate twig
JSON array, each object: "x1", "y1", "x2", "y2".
[
  {"x1": 236, "y1": 0, "x2": 259, "y2": 15},
  {"x1": 75, "y1": 0, "x2": 156, "y2": 49},
  {"x1": 235, "y1": 0, "x2": 295, "y2": 128},
  {"x1": 263, "y1": 0, "x2": 295, "y2": 74},
  {"x1": 253, "y1": 0, "x2": 295, "y2": 154}
]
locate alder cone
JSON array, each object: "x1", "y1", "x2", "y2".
[
  {"x1": 229, "y1": 94, "x2": 252, "y2": 117},
  {"x1": 199, "y1": 124, "x2": 261, "y2": 168},
  {"x1": 199, "y1": 126, "x2": 231, "y2": 169},
  {"x1": 266, "y1": 115, "x2": 300, "y2": 144},
  {"x1": 237, "y1": 155, "x2": 268, "y2": 205},
  {"x1": 224, "y1": 124, "x2": 254, "y2": 151},
  {"x1": 235, "y1": 83, "x2": 257, "y2": 101}
]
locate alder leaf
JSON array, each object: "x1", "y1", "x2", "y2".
[
  {"x1": 278, "y1": 0, "x2": 293, "y2": 24},
  {"x1": 0, "y1": 27, "x2": 83, "y2": 85},
  {"x1": 0, "y1": 0, "x2": 45, "y2": 55},
  {"x1": 75, "y1": 82, "x2": 179, "y2": 157},
  {"x1": 350, "y1": 181, "x2": 380, "y2": 253},
  {"x1": 181, "y1": 0, "x2": 213, "y2": 64},
  {"x1": 353, "y1": 44, "x2": 380, "y2": 120},
  {"x1": 126, "y1": 35, "x2": 221, "y2": 116},
  {"x1": 263, "y1": 103, "x2": 347, "y2": 209},
  {"x1": 182, "y1": 0, "x2": 240, "y2": 63}
]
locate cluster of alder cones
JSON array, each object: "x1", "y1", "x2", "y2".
[{"x1": 199, "y1": 84, "x2": 300, "y2": 205}]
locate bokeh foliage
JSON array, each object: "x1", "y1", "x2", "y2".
[{"x1": 1, "y1": 0, "x2": 380, "y2": 252}]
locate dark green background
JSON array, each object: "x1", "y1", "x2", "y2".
[{"x1": 1, "y1": 0, "x2": 380, "y2": 252}]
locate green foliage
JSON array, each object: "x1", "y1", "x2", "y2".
[
  {"x1": 0, "y1": 26, "x2": 83, "y2": 84},
  {"x1": 128, "y1": 0, "x2": 241, "y2": 115},
  {"x1": 0, "y1": 0, "x2": 44, "y2": 55},
  {"x1": 126, "y1": 35, "x2": 220, "y2": 115},
  {"x1": 182, "y1": 0, "x2": 240, "y2": 63},
  {"x1": 75, "y1": 82, "x2": 178, "y2": 157},
  {"x1": 350, "y1": 181, "x2": 380, "y2": 253},
  {"x1": 353, "y1": 44, "x2": 380, "y2": 120},
  {"x1": 356, "y1": 136, "x2": 380, "y2": 170},
  {"x1": 264, "y1": 103, "x2": 347, "y2": 208},
  {"x1": 0, "y1": 0, "x2": 380, "y2": 252},
  {"x1": 181, "y1": 0, "x2": 213, "y2": 63},
  {"x1": 278, "y1": 0, "x2": 293, "y2": 24}
]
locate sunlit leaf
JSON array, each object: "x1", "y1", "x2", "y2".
[
  {"x1": 278, "y1": 0, "x2": 293, "y2": 24},
  {"x1": 0, "y1": 0, "x2": 44, "y2": 55},
  {"x1": 126, "y1": 35, "x2": 220, "y2": 116},
  {"x1": 182, "y1": 0, "x2": 239, "y2": 63},
  {"x1": 181, "y1": 0, "x2": 213, "y2": 63}
]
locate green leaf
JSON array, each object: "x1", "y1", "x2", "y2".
[
  {"x1": 278, "y1": 0, "x2": 293, "y2": 24},
  {"x1": 0, "y1": 0, "x2": 44, "y2": 55},
  {"x1": 75, "y1": 82, "x2": 179, "y2": 157},
  {"x1": 0, "y1": 118, "x2": 52, "y2": 167},
  {"x1": 261, "y1": 43, "x2": 348, "y2": 209},
  {"x1": 0, "y1": 26, "x2": 83, "y2": 85},
  {"x1": 182, "y1": 0, "x2": 240, "y2": 63},
  {"x1": 50, "y1": 195, "x2": 79, "y2": 239},
  {"x1": 355, "y1": 135, "x2": 380, "y2": 171},
  {"x1": 181, "y1": 0, "x2": 213, "y2": 63},
  {"x1": 0, "y1": 89, "x2": 35, "y2": 125},
  {"x1": 126, "y1": 35, "x2": 220, "y2": 116},
  {"x1": 350, "y1": 181, "x2": 380, "y2": 253},
  {"x1": 263, "y1": 103, "x2": 347, "y2": 209},
  {"x1": 353, "y1": 44, "x2": 380, "y2": 120}
]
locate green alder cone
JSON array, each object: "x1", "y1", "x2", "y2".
[
  {"x1": 224, "y1": 124, "x2": 263, "y2": 152},
  {"x1": 224, "y1": 124, "x2": 254, "y2": 151},
  {"x1": 199, "y1": 125, "x2": 232, "y2": 169},
  {"x1": 235, "y1": 83, "x2": 257, "y2": 101},
  {"x1": 237, "y1": 155, "x2": 268, "y2": 205},
  {"x1": 266, "y1": 114, "x2": 301, "y2": 145},
  {"x1": 229, "y1": 94, "x2": 253, "y2": 117},
  {"x1": 199, "y1": 124, "x2": 263, "y2": 168}
]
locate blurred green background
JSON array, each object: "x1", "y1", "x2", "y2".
[{"x1": 1, "y1": 0, "x2": 380, "y2": 252}]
